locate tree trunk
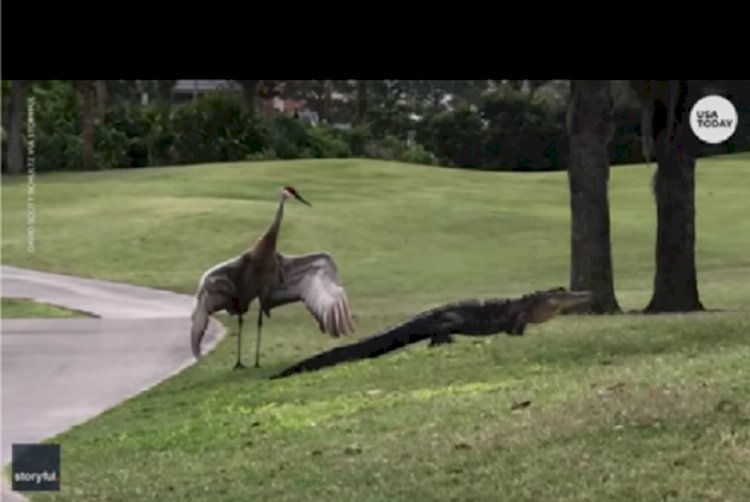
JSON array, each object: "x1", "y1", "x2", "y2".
[
  {"x1": 237, "y1": 80, "x2": 259, "y2": 117},
  {"x1": 431, "y1": 81, "x2": 441, "y2": 108},
  {"x1": 7, "y1": 80, "x2": 27, "y2": 175},
  {"x1": 77, "y1": 81, "x2": 97, "y2": 171},
  {"x1": 566, "y1": 80, "x2": 620, "y2": 313},
  {"x1": 94, "y1": 80, "x2": 107, "y2": 122},
  {"x1": 321, "y1": 79, "x2": 333, "y2": 123},
  {"x1": 644, "y1": 80, "x2": 703, "y2": 312},
  {"x1": 355, "y1": 80, "x2": 368, "y2": 125}
]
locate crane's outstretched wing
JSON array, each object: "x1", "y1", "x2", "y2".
[
  {"x1": 265, "y1": 252, "x2": 354, "y2": 338},
  {"x1": 191, "y1": 275, "x2": 236, "y2": 358}
]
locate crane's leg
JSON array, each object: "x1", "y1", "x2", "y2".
[
  {"x1": 233, "y1": 314, "x2": 246, "y2": 370},
  {"x1": 254, "y1": 307, "x2": 263, "y2": 368}
]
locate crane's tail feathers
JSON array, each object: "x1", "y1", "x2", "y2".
[{"x1": 191, "y1": 293, "x2": 210, "y2": 359}]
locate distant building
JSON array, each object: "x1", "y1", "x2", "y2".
[
  {"x1": 171, "y1": 80, "x2": 240, "y2": 104},
  {"x1": 170, "y1": 80, "x2": 350, "y2": 127}
]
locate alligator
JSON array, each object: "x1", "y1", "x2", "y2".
[{"x1": 270, "y1": 287, "x2": 592, "y2": 379}]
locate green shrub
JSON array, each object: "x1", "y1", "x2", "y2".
[
  {"x1": 31, "y1": 81, "x2": 82, "y2": 171},
  {"x1": 338, "y1": 124, "x2": 370, "y2": 157},
  {"x1": 245, "y1": 148, "x2": 278, "y2": 161},
  {"x1": 267, "y1": 116, "x2": 349, "y2": 159},
  {"x1": 267, "y1": 114, "x2": 310, "y2": 159},
  {"x1": 306, "y1": 123, "x2": 349, "y2": 158},
  {"x1": 363, "y1": 135, "x2": 436, "y2": 165},
  {"x1": 399, "y1": 143, "x2": 437, "y2": 165},
  {"x1": 169, "y1": 93, "x2": 269, "y2": 165},
  {"x1": 418, "y1": 108, "x2": 487, "y2": 168},
  {"x1": 364, "y1": 104, "x2": 416, "y2": 142},
  {"x1": 481, "y1": 87, "x2": 565, "y2": 171},
  {"x1": 96, "y1": 102, "x2": 174, "y2": 168}
]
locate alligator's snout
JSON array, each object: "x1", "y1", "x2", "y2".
[
  {"x1": 527, "y1": 289, "x2": 593, "y2": 323},
  {"x1": 550, "y1": 291, "x2": 594, "y2": 312}
]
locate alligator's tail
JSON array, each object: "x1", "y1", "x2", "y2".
[{"x1": 270, "y1": 315, "x2": 434, "y2": 379}]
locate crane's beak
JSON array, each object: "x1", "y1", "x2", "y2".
[{"x1": 294, "y1": 192, "x2": 312, "y2": 207}]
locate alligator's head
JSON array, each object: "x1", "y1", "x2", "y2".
[{"x1": 523, "y1": 287, "x2": 593, "y2": 324}]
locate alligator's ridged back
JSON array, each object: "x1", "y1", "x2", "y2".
[
  {"x1": 271, "y1": 290, "x2": 568, "y2": 379},
  {"x1": 272, "y1": 297, "x2": 521, "y2": 378}
]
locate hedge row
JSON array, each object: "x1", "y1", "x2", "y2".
[
  {"x1": 5, "y1": 81, "x2": 749, "y2": 173},
  {"x1": 8, "y1": 83, "x2": 435, "y2": 172}
]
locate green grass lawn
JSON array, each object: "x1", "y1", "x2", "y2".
[
  {"x1": 1, "y1": 297, "x2": 93, "y2": 318},
  {"x1": 2, "y1": 155, "x2": 750, "y2": 501}
]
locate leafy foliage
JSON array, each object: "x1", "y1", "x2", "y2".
[
  {"x1": 419, "y1": 108, "x2": 487, "y2": 168},
  {"x1": 5, "y1": 80, "x2": 747, "y2": 173},
  {"x1": 362, "y1": 135, "x2": 437, "y2": 165},
  {"x1": 31, "y1": 81, "x2": 83, "y2": 172}
]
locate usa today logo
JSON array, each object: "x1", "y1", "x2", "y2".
[{"x1": 690, "y1": 95, "x2": 738, "y2": 144}]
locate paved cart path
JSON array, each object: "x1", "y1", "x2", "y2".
[{"x1": 1, "y1": 265, "x2": 225, "y2": 500}]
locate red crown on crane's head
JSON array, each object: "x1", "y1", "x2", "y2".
[{"x1": 283, "y1": 186, "x2": 312, "y2": 206}]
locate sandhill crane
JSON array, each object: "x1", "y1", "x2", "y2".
[{"x1": 190, "y1": 186, "x2": 354, "y2": 370}]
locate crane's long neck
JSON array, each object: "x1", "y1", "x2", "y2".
[{"x1": 257, "y1": 192, "x2": 287, "y2": 254}]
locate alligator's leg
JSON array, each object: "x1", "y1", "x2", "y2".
[
  {"x1": 428, "y1": 311, "x2": 462, "y2": 347},
  {"x1": 509, "y1": 317, "x2": 527, "y2": 336},
  {"x1": 429, "y1": 332, "x2": 455, "y2": 346}
]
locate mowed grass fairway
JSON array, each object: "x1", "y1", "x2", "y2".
[{"x1": 2, "y1": 155, "x2": 750, "y2": 501}]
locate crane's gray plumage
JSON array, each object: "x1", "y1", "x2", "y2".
[
  {"x1": 191, "y1": 254, "x2": 247, "y2": 359},
  {"x1": 189, "y1": 186, "x2": 353, "y2": 369},
  {"x1": 191, "y1": 251, "x2": 354, "y2": 361},
  {"x1": 265, "y1": 252, "x2": 354, "y2": 338}
]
